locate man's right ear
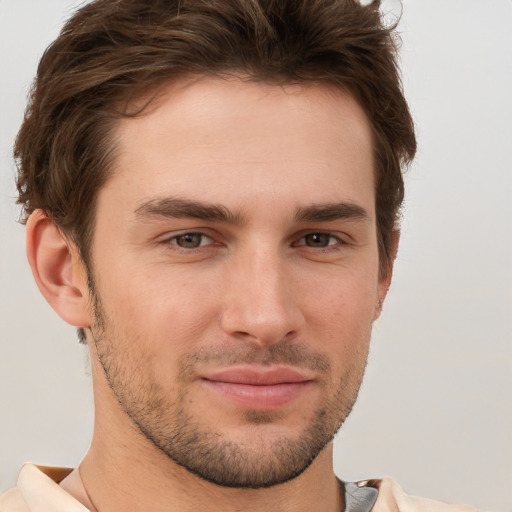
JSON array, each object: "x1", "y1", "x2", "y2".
[{"x1": 26, "y1": 210, "x2": 92, "y2": 329}]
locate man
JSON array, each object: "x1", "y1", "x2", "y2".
[{"x1": 0, "y1": 0, "x2": 480, "y2": 510}]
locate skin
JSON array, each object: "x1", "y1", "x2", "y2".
[{"x1": 27, "y1": 76, "x2": 396, "y2": 512}]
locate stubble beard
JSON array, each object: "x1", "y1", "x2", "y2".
[{"x1": 89, "y1": 292, "x2": 369, "y2": 489}]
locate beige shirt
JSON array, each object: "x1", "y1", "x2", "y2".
[{"x1": 0, "y1": 464, "x2": 481, "y2": 512}]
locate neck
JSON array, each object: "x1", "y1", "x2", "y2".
[
  {"x1": 75, "y1": 432, "x2": 342, "y2": 512},
  {"x1": 74, "y1": 351, "x2": 344, "y2": 512}
]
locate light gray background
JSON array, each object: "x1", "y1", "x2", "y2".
[{"x1": 1, "y1": 1, "x2": 511, "y2": 510}]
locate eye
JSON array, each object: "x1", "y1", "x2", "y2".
[
  {"x1": 298, "y1": 233, "x2": 342, "y2": 248},
  {"x1": 168, "y1": 232, "x2": 212, "y2": 249}
]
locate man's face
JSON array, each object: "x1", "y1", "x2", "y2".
[{"x1": 86, "y1": 76, "x2": 389, "y2": 488}]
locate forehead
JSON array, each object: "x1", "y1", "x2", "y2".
[{"x1": 104, "y1": 76, "x2": 375, "y2": 216}]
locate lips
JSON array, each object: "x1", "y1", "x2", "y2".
[{"x1": 200, "y1": 366, "x2": 312, "y2": 409}]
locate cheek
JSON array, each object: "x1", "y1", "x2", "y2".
[
  {"x1": 299, "y1": 265, "x2": 380, "y2": 326},
  {"x1": 96, "y1": 262, "x2": 224, "y2": 358},
  {"x1": 297, "y1": 267, "x2": 378, "y2": 362}
]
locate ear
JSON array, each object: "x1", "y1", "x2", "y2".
[
  {"x1": 26, "y1": 210, "x2": 92, "y2": 328},
  {"x1": 374, "y1": 229, "x2": 400, "y2": 320}
]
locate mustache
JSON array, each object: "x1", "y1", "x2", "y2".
[{"x1": 178, "y1": 341, "x2": 331, "y2": 380}]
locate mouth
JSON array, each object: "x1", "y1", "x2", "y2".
[{"x1": 200, "y1": 366, "x2": 313, "y2": 409}]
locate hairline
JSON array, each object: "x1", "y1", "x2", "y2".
[{"x1": 70, "y1": 72, "x2": 392, "y2": 276}]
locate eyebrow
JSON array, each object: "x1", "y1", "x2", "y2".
[
  {"x1": 295, "y1": 202, "x2": 369, "y2": 223},
  {"x1": 134, "y1": 197, "x2": 369, "y2": 225},
  {"x1": 134, "y1": 197, "x2": 243, "y2": 223}
]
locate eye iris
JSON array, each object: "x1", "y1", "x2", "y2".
[
  {"x1": 305, "y1": 233, "x2": 331, "y2": 247},
  {"x1": 176, "y1": 233, "x2": 202, "y2": 248}
]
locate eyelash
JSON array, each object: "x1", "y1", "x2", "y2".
[
  {"x1": 161, "y1": 231, "x2": 348, "y2": 252},
  {"x1": 163, "y1": 232, "x2": 214, "y2": 250},
  {"x1": 293, "y1": 232, "x2": 347, "y2": 250}
]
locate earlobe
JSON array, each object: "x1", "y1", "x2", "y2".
[
  {"x1": 26, "y1": 210, "x2": 91, "y2": 328},
  {"x1": 374, "y1": 229, "x2": 400, "y2": 321}
]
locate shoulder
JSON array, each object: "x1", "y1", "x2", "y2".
[
  {"x1": 0, "y1": 464, "x2": 85, "y2": 512},
  {"x1": 0, "y1": 487, "x2": 30, "y2": 512},
  {"x1": 366, "y1": 478, "x2": 482, "y2": 512}
]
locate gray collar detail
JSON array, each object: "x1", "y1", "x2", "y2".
[{"x1": 344, "y1": 482, "x2": 379, "y2": 512}]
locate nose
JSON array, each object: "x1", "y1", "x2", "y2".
[{"x1": 220, "y1": 246, "x2": 304, "y2": 345}]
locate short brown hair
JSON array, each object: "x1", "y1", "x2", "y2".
[{"x1": 15, "y1": 0, "x2": 416, "y2": 275}]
